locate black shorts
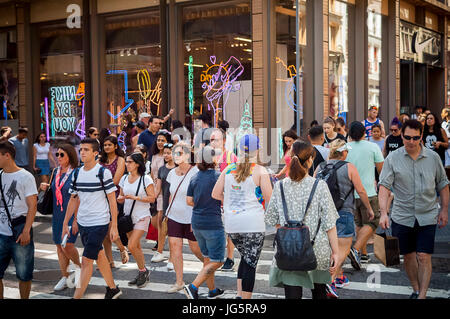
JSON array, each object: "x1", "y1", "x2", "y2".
[
  {"x1": 391, "y1": 219, "x2": 436, "y2": 255},
  {"x1": 167, "y1": 218, "x2": 196, "y2": 241},
  {"x1": 78, "y1": 224, "x2": 109, "y2": 260}
]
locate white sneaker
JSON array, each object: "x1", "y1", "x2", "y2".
[
  {"x1": 67, "y1": 265, "x2": 81, "y2": 289},
  {"x1": 167, "y1": 282, "x2": 185, "y2": 293},
  {"x1": 166, "y1": 262, "x2": 174, "y2": 271},
  {"x1": 54, "y1": 276, "x2": 68, "y2": 291},
  {"x1": 151, "y1": 252, "x2": 167, "y2": 263}
]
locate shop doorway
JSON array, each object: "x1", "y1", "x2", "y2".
[{"x1": 400, "y1": 60, "x2": 445, "y2": 116}]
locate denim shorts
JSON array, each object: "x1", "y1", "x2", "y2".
[
  {"x1": 78, "y1": 223, "x2": 109, "y2": 260},
  {"x1": 0, "y1": 234, "x2": 34, "y2": 282},
  {"x1": 192, "y1": 228, "x2": 226, "y2": 263},
  {"x1": 336, "y1": 211, "x2": 355, "y2": 238}
]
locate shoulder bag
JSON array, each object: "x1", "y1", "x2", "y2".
[
  {"x1": 163, "y1": 166, "x2": 193, "y2": 223},
  {"x1": 0, "y1": 170, "x2": 33, "y2": 241},
  {"x1": 274, "y1": 178, "x2": 320, "y2": 271},
  {"x1": 37, "y1": 168, "x2": 57, "y2": 215},
  {"x1": 118, "y1": 175, "x2": 143, "y2": 234}
]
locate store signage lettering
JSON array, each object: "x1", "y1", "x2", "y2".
[
  {"x1": 49, "y1": 85, "x2": 78, "y2": 133},
  {"x1": 188, "y1": 56, "x2": 194, "y2": 115},
  {"x1": 137, "y1": 69, "x2": 162, "y2": 115},
  {"x1": 201, "y1": 55, "x2": 244, "y2": 127},
  {"x1": 75, "y1": 82, "x2": 86, "y2": 139},
  {"x1": 66, "y1": 4, "x2": 81, "y2": 29}
]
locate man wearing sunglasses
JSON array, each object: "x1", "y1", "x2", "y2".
[{"x1": 379, "y1": 120, "x2": 449, "y2": 299}]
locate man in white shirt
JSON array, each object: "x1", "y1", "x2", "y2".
[
  {"x1": 62, "y1": 138, "x2": 121, "y2": 299},
  {"x1": 0, "y1": 141, "x2": 38, "y2": 299}
]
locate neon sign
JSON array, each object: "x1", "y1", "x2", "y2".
[
  {"x1": 275, "y1": 57, "x2": 303, "y2": 117},
  {"x1": 117, "y1": 131, "x2": 127, "y2": 153},
  {"x1": 75, "y1": 82, "x2": 86, "y2": 139},
  {"x1": 137, "y1": 69, "x2": 162, "y2": 115},
  {"x1": 235, "y1": 101, "x2": 253, "y2": 146},
  {"x1": 188, "y1": 56, "x2": 194, "y2": 115},
  {"x1": 49, "y1": 85, "x2": 79, "y2": 133},
  {"x1": 2, "y1": 100, "x2": 6, "y2": 122},
  {"x1": 44, "y1": 97, "x2": 50, "y2": 141},
  {"x1": 107, "y1": 70, "x2": 134, "y2": 119},
  {"x1": 201, "y1": 55, "x2": 244, "y2": 127}
]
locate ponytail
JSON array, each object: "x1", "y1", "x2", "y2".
[{"x1": 288, "y1": 140, "x2": 315, "y2": 182}]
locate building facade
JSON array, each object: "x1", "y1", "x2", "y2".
[{"x1": 0, "y1": 0, "x2": 449, "y2": 161}]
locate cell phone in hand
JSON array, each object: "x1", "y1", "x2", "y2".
[{"x1": 62, "y1": 226, "x2": 71, "y2": 248}]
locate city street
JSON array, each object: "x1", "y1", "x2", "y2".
[{"x1": 2, "y1": 214, "x2": 449, "y2": 300}]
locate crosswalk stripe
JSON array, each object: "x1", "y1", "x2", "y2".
[
  {"x1": 6, "y1": 248, "x2": 450, "y2": 299},
  {"x1": 3, "y1": 287, "x2": 71, "y2": 299}
]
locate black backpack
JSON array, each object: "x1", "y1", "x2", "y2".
[{"x1": 316, "y1": 161, "x2": 353, "y2": 211}]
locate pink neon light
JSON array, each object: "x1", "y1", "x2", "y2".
[{"x1": 45, "y1": 97, "x2": 50, "y2": 142}]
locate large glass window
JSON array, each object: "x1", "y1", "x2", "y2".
[
  {"x1": 39, "y1": 23, "x2": 84, "y2": 141},
  {"x1": 367, "y1": 0, "x2": 382, "y2": 109},
  {"x1": 329, "y1": 0, "x2": 349, "y2": 119},
  {"x1": 182, "y1": 1, "x2": 252, "y2": 130},
  {"x1": 105, "y1": 11, "x2": 161, "y2": 133},
  {"x1": 0, "y1": 29, "x2": 18, "y2": 127},
  {"x1": 275, "y1": 0, "x2": 306, "y2": 134}
]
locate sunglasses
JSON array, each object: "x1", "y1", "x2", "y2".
[
  {"x1": 55, "y1": 152, "x2": 65, "y2": 158},
  {"x1": 403, "y1": 135, "x2": 421, "y2": 141},
  {"x1": 125, "y1": 160, "x2": 135, "y2": 164},
  {"x1": 174, "y1": 152, "x2": 184, "y2": 157},
  {"x1": 390, "y1": 128, "x2": 399, "y2": 132},
  {"x1": 164, "y1": 143, "x2": 174, "y2": 148}
]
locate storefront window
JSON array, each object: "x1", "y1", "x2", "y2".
[
  {"x1": 105, "y1": 11, "x2": 161, "y2": 132},
  {"x1": 0, "y1": 29, "x2": 19, "y2": 127},
  {"x1": 182, "y1": 1, "x2": 252, "y2": 130},
  {"x1": 367, "y1": 0, "x2": 382, "y2": 109},
  {"x1": 329, "y1": 0, "x2": 349, "y2": 120},
  {"x1": 39, "y1": 23, "x2": 84, "y2": 141},
  {"x1": 275, "y1": 0, "x2": 306, "y2": 134}
]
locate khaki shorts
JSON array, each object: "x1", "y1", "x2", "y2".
[{"x1": 354, "y1": 196, "x2": 380, "y2": 231}]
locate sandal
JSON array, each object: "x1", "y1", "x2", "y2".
[{"x1": 120, "y1": 249, "x2": 129, "y2": 264}]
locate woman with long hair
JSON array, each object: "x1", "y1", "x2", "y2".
[
  {"x1": 99, "y1": 135, "x2": 127, "y2": 267},
  {"x1": 33, "y1": 132, "x2": 56, "y2": 184},
  {"x1": 151, "y1": 142, "x2": 176, "y2": 263},
  {"x1": 165, "y1": 142, "x2": 202, "y2": 293},
  {"x1": 275, "y1": 130, "x2": 298, "y2": 179},
  {"x1": 117, "y1": 152, "x2": 156, "y2": 288},
  {"x1": 423, "y1": 112, "x2": 449, "y2": 166},
  {"x1": 265, "y1": 140, "x2": 339, "y2": 300},
  {"x1": 149, "y1": 131, "x2": 172, "y2": 250},
  {"x1": 40, "y1": 143, "x2": 81, "y2": 291},
  {"x1": 212, "y1": 134, "x2": 273, "y2": 299}
]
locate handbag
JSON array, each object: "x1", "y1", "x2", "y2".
[
  {"x1": 274, "y1": 179, "x2": 320, "y2": 271},
  {"x1": 163, "y1": 166, "x2": 193, "y2": 223},
  {"x1": 0, "y1": 171, "x2": 33, "y2": 242},
  {"x1": 118, "y1": 175, "x2": 143, "y2": 234},
  {"x1": 37, "y1": 168, "x2": 56, "y2": 215},
  {"x1": 374, "y1": 228, "x2": 400, "y2": 267}
]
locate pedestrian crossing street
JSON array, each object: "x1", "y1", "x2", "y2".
[{"x1": 2, "y1": 222, "x2": 450, "y2": 299}]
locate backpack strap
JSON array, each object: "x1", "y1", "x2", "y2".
[
  {"x1": 72, "y1": 167, "x2": 81, "y2": 192},
  {"x1": 0, "y1": 170, "x2": 12, "y2": 228},
  {"x1": 98, "y1": 166, "x2": 109, "y2": 202}
]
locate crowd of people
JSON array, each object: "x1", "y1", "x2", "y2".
[{"x1": 0, "y1": 104, "x2": 448, "y2": 300}]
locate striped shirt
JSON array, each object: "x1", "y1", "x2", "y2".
[{"x1": 69, "y1": 163, "x2": 117, "y2": 227}]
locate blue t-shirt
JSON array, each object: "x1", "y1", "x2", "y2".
[
  {"x1": 137, "y1": 130, "x2": 157, "y2": 160},
  {"x1": 187, "y1": 169, "x2": 223, "y2": 230},
  {"x1": 9, "y1": 136, "x2": 29, "y2": 167}
]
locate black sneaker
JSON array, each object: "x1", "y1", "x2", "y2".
[
  {"x1": 128, "y1": 273, "x2": 139, "y2": 286},
  {"x1": 104, "y1": 286, "x2": 122, "y2": 299},
  {"x1": 207, "y1": 288, "x2": 225, "y2": 299},
  {"x1": 152, "y1": 241, "x2": 158, "y2": 251},
  {"x1": 220, "y1": 258, "x2": 235, "y2": 272},
  {"x1": 348, "y1": 247, "x2": 362, "y2": 271},
  {"x1": 183, "y1": 284, "x2": 199, "y2": 299},
  {"x1": 361, "y1": 254, "x2": 370, "y2": 263},
  {"x1": 409, "y1": 292, "x2": 419, "y2": 299},
  {"x1": 136, "y1": 268, "x2": 150, "y2": 288}
]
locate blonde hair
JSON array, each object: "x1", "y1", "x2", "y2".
[
  {"x1": 235, "y1": 151, "x2": 257, "y2": 183},
  {"x1": 328, "y1": 139, "x2": 347, "y2": 159}
]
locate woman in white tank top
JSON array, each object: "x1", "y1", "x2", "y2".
[
  {"x1": 212, "y1": 134, "x2": 272, "y2": 299},
  {"x1": 33, "y1": 132, "x2": 56, "y2": 184}
]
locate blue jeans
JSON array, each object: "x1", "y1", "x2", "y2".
[
  {"x1": 0, "y1": 234, "x2": 34, "y2": 282},
  {"x1": 336, "y1": 211, "x2": 355, "y2": 238},
  {"x1": 192, "y1": 228, "x2": 226, "y2": 263}
]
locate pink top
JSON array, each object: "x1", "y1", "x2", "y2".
[
  {"x1": 101, "y1": 156, "x2": 120, "y2": 197},
  {"x1": 284, "y1": 153, "x2": 291, "y2": 177},
  {"x1": 219, "y1": 150, "x2": 238, "y2": 172}
]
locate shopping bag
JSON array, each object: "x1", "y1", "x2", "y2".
[
  {"x1": 374, "y1": 231, "x2": 400, "y2": 267},
  {"x1": 146, "y1": 223, "x2": 158, "y2": 241}
]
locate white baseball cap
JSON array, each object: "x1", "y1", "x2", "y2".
[{"x1": 139, "y1": 112, "x2": 151, "y2": 120}]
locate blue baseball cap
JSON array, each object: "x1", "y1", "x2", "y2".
[{"x1": 239, "y1": 134, "x2": 260, "y2": 152}]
